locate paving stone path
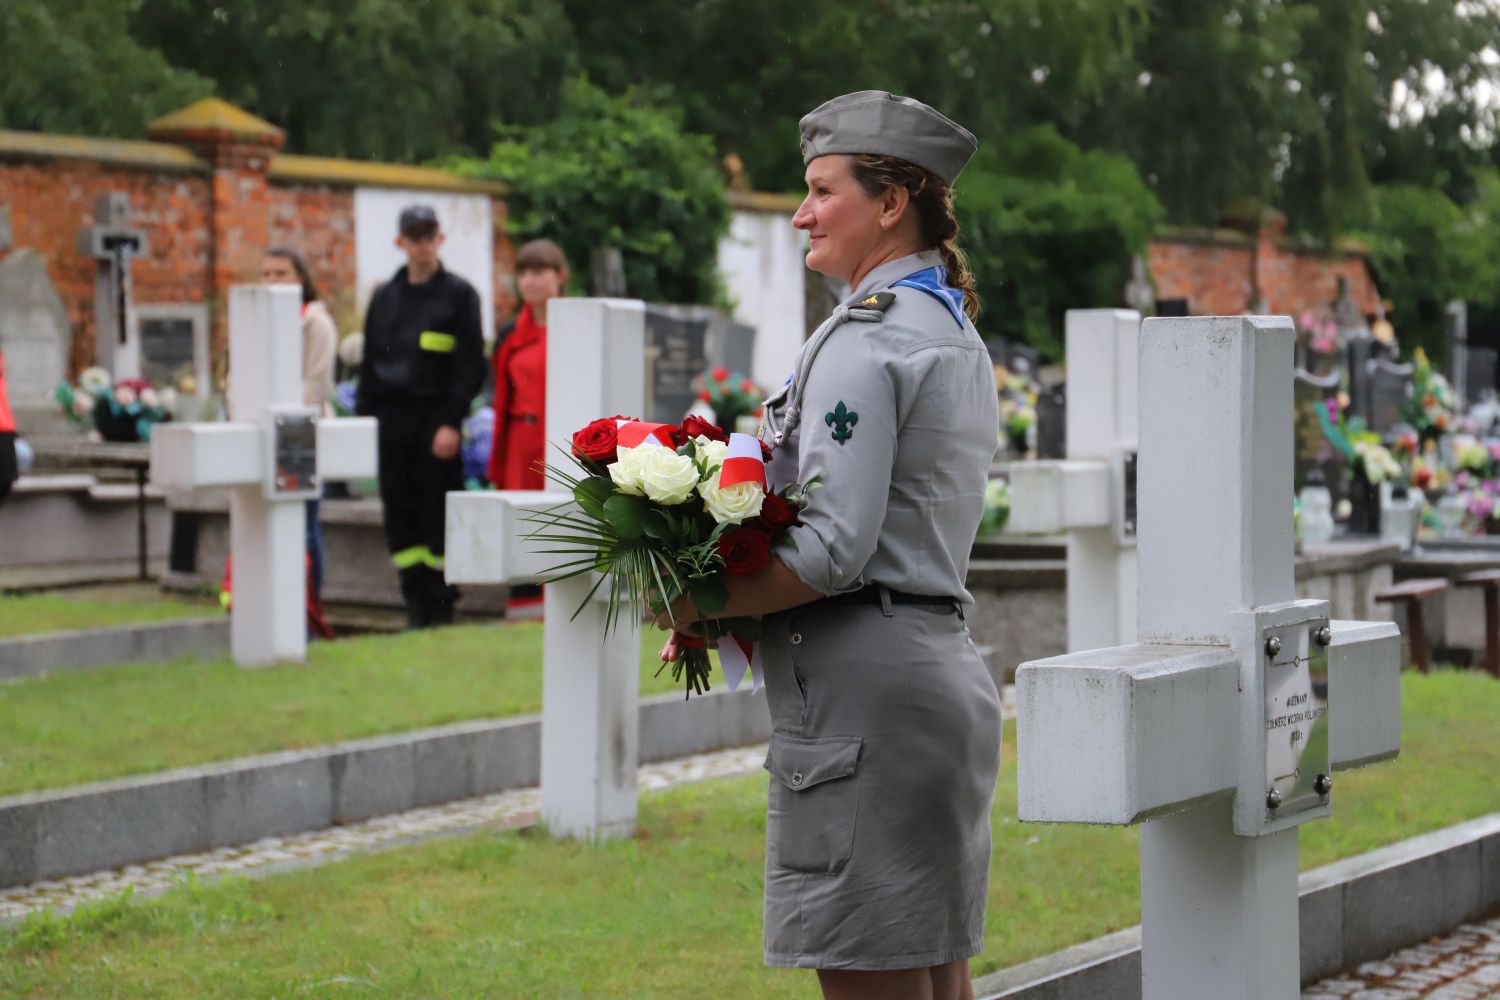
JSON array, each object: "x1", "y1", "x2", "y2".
[{"x1": 1303, "y1": 915, "x2": 1500, "y2": 999}]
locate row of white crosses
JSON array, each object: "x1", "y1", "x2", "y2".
[
  {"x1": 1017, "y1": 315, "x2": 1402, "y2": 999},
  {"x1": 447, "y1": 298, "x2": 646, "y2": 842},
  {"x1": 151, "y1": 285, "x2": 378, "y2": 666},
  {"x1": 1009, "y1": 308, "x2": 1140, "y2": 649}
]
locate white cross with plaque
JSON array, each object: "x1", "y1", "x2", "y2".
[
  {"x1": 1017, "y1": 315, "x2": 1402, "y2": 999},
  {"x1": 150, "y1": 285, "x2": 378, "y2": 666},
  {"x1": 446, "y1": 298, "x2": 646, "y2": 842},
  {"x1": 1009, "y1": 309, "x2": 1140, "y2": 649}
]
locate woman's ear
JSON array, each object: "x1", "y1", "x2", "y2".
[{"x1": 879, "y1": 184, "x2": 910, "y2": 232}]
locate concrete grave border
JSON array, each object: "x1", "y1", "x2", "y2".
[
  {"x1": 974, "y1": 811, "x2": 1500, "y2": 999},
  {"x1": 0, "y1": 618, "x2": 228, "y2": 681},
  {"x1": 0, "y1": 687, "x2": 770, "y2": 889}
]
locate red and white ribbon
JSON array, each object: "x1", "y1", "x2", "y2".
[
  {"x1": 716, "y1": 632, "x2": 763, "y2": 693},
  {"x1": 718, "y1": 432, "x2": 767, "y2": 489},
  {"x1": 615, "y1": 420, "x2": 675, "y2": 449}
]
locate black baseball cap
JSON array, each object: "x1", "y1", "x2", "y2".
[{"x1": 398, "y1": 204, "x2": 439, "y2": 236}]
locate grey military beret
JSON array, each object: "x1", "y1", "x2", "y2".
[{"x1": 799, "y1": 91, "x2": 978, "y2": 185}]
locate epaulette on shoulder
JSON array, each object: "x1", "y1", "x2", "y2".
[{"x1": 849, "y1": 291, "x2": 897, "y2": 321}]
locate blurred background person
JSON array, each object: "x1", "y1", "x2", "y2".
[
  {"x1": 487, "y1": 238, "x2": 569, "y2": 491},
  {"x1": 356, "y1": 205, "x2": 485, "y2": 628}
]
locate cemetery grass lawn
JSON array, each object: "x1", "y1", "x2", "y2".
[
  {"x1": 2, "y1": 672, "x2": 1498, "y2": 998},
  {"x1": 0, "y1": 623, "x2": 683, "y2": 798},
  {"x1": 0, "y1": 584, "x2": 217, "y2": 637}
]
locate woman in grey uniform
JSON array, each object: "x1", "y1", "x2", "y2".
[{"x1": 659, "y1": 91, "x2": 1001, "y2": 1000}]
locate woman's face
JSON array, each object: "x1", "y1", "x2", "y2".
[
  {"x1": 517, "y1": 266, "x2": 566, "y2": 308},
  {"x1": 793, "y1": 155, "x2": 885, "y2": 283},
  {"x1": 260, "y1": 255, "x2": 298, "y2": 286}
]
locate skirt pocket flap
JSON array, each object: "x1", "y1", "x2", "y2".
[{"x1": 768, "y1": 734, "x2": 862, "y2": 792}]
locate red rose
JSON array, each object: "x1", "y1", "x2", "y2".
[
  {"x1": 712, "y1": 366, "x2": 730, "y2": 382},
  {"x1": 740, "y1": 379, "x2": 756, "y2": 394},
  {"x1": 572, "y1": 417, "x2": 620, "y2": 464},
  {"x1": 681, "y1": 414, "x2": 728, "y2": 444},
  {"x1": 697, "y1": 390, "x2": 713, "y2": 403},
  {"x1": 718, "y1": 525, "x2": 771, "y2": 576},
  {"x1": 755, "y1": 494, "x2": 800, "y2": 533}
]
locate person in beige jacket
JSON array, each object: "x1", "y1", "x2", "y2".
[{"x1": 261, "y1": 246, "x2": 337, "y2": 598}]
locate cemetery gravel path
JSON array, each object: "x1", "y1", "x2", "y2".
[
  {"x1": 1302, "y1": 914, "x2": 1500, "y2": 998},
  {"x1": 1, "y1": 684, "x2": 1018, "y2": 925}
]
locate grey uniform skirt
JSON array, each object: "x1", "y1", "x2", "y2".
[{"x1": 758, "y1": 597, "x2": 1002, "y2": 970}]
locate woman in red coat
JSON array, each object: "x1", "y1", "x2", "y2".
[{"x1": 487, "y1": 239, "x2": 569, "y2": 490}]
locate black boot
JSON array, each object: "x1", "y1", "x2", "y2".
[
  {"x1": 427, "y1": 569, "x2": 459, "y2": 626},
  {"x1": 398, "y1": 567, "x2": 433, "y2": 629}
]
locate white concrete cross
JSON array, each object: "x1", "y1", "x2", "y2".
[
  {"x1": 150, "y1": 285, "x2": 378, "y2": 666},
  {"x1": 1009, "y1": 309, "x2": 1140, "y2": 649},
  {"x1": 1017, "y1": 316, "x2": 1402, "y2": 1000},
  {"x1": 446, "y1": 298, "x2": 646, "y2": 842}
]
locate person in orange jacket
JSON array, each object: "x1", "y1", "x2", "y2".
[
  {"x1": 487, "y1": 239, "x2": 569, "y2": 491},
  {"x1": 0, "y1": 348, "x2": 17, "y2": 507}
]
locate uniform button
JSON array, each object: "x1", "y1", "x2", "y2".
[
  {"x1": 791, "y1": 771, "x2": 804, "y2": 786},
  {"x1": 790, "y1": 633, "x2": 803, "y2": 646}
]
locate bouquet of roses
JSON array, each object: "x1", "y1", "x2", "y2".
[{"x1": 526, "y1": 413, "x2": 813, "y2": 697}]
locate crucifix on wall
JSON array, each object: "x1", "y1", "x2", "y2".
[{"x1": 76, "y1": 191, "x2": 147, "y2": 380}]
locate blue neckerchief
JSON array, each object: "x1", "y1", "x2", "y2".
[{"x1": 892, "y1": 266, "x2": 965, "y2": 329}]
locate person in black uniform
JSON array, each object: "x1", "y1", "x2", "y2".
[{"x1": 357, "y1": 205, "x2": 485, "y2": 627}]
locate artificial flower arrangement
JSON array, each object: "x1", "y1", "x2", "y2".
[
  {"x1": 1402, "y1": 348, "x2": 1457, "y2": 441},
  {"x1": 527, "y1": 414, "x2": 815, "y2": 697},
  {"x1": 1296, "y1": 310, "x2": 1341, "y2": 357},
  {"x1": 695, "y1": 367, "x2": 764, "y2": 435},
  {"x1": 978, "y1": 477, "x2": 1011, "y2": 536},
  {"x1": 461, "y1": 405, "x2": 495, "y2": 488},
  {"x1": 54, "y1": 367, "x2": 176, "y2": 443}
]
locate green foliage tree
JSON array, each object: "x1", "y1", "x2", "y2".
[
  {"x1": 131, "y1": 0, "x2": 575, "y2": 162},
  {"x1": 0, "y1": 0, "x2": 210, "y2": 135},
  {"x1": 957, "y1": 126, "x2": 1164, "y2": 356},
  {"x1": 449, "y1": 79, "x2": 731, "y2": 306},
  {"x1": 1354, "y1": 175, "x2": 1500, "y2": 357}
]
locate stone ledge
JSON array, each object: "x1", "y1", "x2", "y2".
[
  {"x1": 0, "y1": 618, "x2": 226, "y2": 680},
  {"x1": 0, "y1": 688, "x2": 771, "y2": 889},
  {"x1": 973, "y1": 811, "x2": 1500, "y2": 999},
  {"x1": 0, "y1": 129, "x2": 208, "y2": 174}
]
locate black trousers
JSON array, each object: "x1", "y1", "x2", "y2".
[{"x1": 372, "y1": 406, "x2": 462, "y2": 571}]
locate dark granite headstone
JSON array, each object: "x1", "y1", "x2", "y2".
[
  {"x1": 642, "y1": 306, "x2": 710, "y2": 425},
  {"x1": 1466, "y1": 347, "x2": 1497, "y2": 403},
  {"x1": 1366, "y1": 359, "x2": 1414, "y2": 435},
  {"x1": 1035, "y1": 385, "x2": 1066, "y2": 460}
]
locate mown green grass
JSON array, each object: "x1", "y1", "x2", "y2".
[
  {"x1": 0, "y1": 622, "x2": 684, "y2": 797},
  {"x1": 0, "y1": 584, "x2": 216, "y2": 638},
  {"x1": 2, "y1": 671, "x2": 1496, "y2": 999}
]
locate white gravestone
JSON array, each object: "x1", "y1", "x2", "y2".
[
  {"x1": 1017, "y1": 315, "x2": 1402, "y2": 1000},
  {"x1": 447, "y1": 298, "x2": 646, "y2": 842},
  {"x1": 150, "y1": 285, "x2": 378, "y2": 666},
  {"x1": 1009, "y1": 309, "x2": 1140, "y2": 650}
]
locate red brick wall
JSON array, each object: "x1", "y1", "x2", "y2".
[
  {"x1": 0, "y1": 161, "x2": 212, "y2": 375},
  {"x1": 1149, "y1": 220, "x2": 1382, "y2": 319},
  {"x1": 266, "y1": 183, "x2": 357, "y2": 333}
]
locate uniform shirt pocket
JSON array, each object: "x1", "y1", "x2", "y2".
[{"x1": 765, "y1": 734, "x2": 863, "y2": 874}]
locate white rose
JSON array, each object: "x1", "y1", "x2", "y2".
[
  {"x1": 698, "y1": 478, "x2": 765, "y2": 525},
  {"x1": 694, "y1": 437, "x2": 729, "y2": 477},
  {"x1": 608, "y1": 443, "x2": 652, "y2": 496},
  {"x1": 638, "y1": 447, "x2": 700, "y2": 505}
]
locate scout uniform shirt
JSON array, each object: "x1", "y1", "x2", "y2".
[{"x1": 763, "y1": 249, "x2": 1000, "y2": 601}]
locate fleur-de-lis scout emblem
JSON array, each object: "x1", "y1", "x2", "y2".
[{"x1": 825, "y1": 401, "x2": 858, "y2": 445}]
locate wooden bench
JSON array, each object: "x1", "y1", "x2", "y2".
[
  {"x1": 1375, "y1": 578, "x2": 1450, "y2": 674},
  {"x1": 1456, "y1": 570, "x2": 1500, "y2": 680}
]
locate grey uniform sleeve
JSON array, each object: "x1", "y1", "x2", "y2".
[{"x1": 778, "y1": 325, "x2": 899, "y2": 595}]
